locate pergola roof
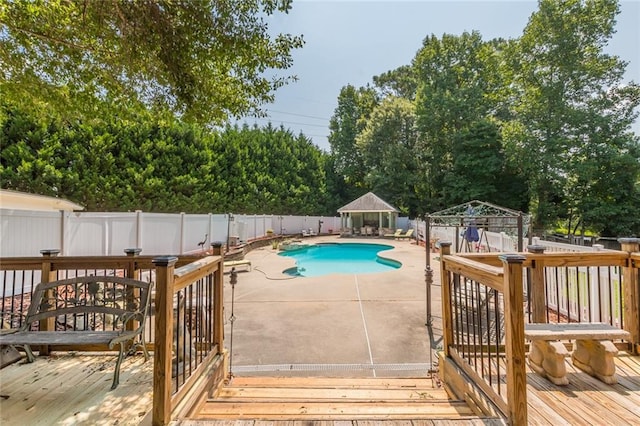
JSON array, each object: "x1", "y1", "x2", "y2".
[
  {"x1": 429, "y1": 200, "x2": 525, "y2": 221},
  {"x1": 337, "y1": 192, "x2": 399, "y2": 213},
  {"x1": 428, "y1": 199, "x2": 530, "y2": 241},
  {"x1": 0, "y1": 189, "x2": 84, "y2": 211}
]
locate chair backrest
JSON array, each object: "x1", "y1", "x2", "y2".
[{"x1": 25, "y1": 276, "x2": 152, "y2": 331}]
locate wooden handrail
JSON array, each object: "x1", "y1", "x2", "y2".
[
  {"x1": 442, "y1": 255, "x2": 504, "y2": 291},
  {"x1": 173, "y1": 255, "x2": 222, "y2": 292}
]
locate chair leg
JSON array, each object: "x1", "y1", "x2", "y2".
[
  {"x1": 111, "y1": 343, "x2": 125, "y2": 390},
  {"x1": 141, "y1": 336, "x2": 149, "y2": 362},
  {"x1": 23, "y1": 344, "x2": 35, "y2": 363}
]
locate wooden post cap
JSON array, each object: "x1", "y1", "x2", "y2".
[
  {"x1": 500, "y1": 253, "x2": 527, "y2": 263},
  {"x1": 527, "y1": 245, "x2": 545, "y2": 253},
  {"x1": 152, "y1": 256, "x2": 178, "y2": 267}
]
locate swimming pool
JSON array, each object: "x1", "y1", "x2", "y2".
[{"x1": 279, "y1": 242, "x2": 401, "y2": 277}]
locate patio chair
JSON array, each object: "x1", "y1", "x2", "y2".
[
  {"x1": 396, "y1": 229, "x2": 414, "y2": 240},
  {"x1": 384, "y1": 229, "x2": 403, "y2": 238}
]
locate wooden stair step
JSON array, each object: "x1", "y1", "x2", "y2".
[
  {"x1": 216, "y1": 386, "x2": 450, "y2": 401},
  {"x1": 226, "y1": 376, "x2": 438, "y2": 390},
  {"x1": 197, "y1": 400, "x2": 476, "y2": 420},
  {"x1": 194, "y1": 376, "x2": 480, "y2": 421}
]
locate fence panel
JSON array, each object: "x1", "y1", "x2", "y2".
[{"x1": 1, "y1": 209, "x2": 61, "y2": 257}]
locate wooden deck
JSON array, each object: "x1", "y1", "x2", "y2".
[
  {"x1": 0, "y1": 352, "x2": 153, "y2": 425},
  {"x1": 525, "y1": 352, "x2": 640, "y2": 425},
  {"x1": 1, "y1": 351, "x2": 638, "y2": 425}
]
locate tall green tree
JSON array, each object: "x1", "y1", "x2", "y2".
[
  {"x1": 0, "y1": 0, "x2": 303, "y2": 124},
  {"x1": 444, "y1": 120, "x2": 529, "y2": 210},
  {"x1": 373, "y1": 65, "x2": 418, "y2": 100},
  {"x1": 328, "y1": 84, "x2": 379, "y2": 202},
  {"x1": 506, "y1": 0, "x2": 640, "y2": 233},
  {"x1": 413, "y1": 31, "x2": 505, "y2": 211},
  {"x1": 356, "y1": 97, "x2": 421, "y2": 215}
]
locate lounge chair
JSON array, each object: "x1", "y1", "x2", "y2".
[
  {"x1": 302, "y1": 228, "x2": 317, "y2": 237},
  {"x1": 384, "y1": 229, "x2": 403, "y2": 238},
  {"x1": 396, "y1": 229, "x2": 414, "y2": 240}
]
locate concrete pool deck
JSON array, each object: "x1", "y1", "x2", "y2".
[{"x1": 222, "y1": 236, "x2": 444, "y2": 377}]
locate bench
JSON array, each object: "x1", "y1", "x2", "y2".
[
  {"x1": 524, "y1": 323, "x2": 630, "y2": 385},
  {"x1": 0, "y1": 276, "x2": 152, "y2": 390},
  {"x1": 224, "y1": 259, "x2": 252, "y2": 272}
]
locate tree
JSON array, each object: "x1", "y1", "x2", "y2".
[
  {"x1": 0, "y1": 104, "x2": 330, "y2": 214},
  {"x1": 413, "y1": 31, "x2": 505, "y2": 211},
  {"x1": 505, "y1": 0, "x2": 640, "y2": 233},
  {"x1": 444, "y1": 120, "x2": 529, "y2": 210},
  {"x1": 373, "y1": 65, "x2": 418, "y2": 100},
  {"x1": 328, "y1": 84, "x2": 378, "y2": 202},
  {"x1": 356, "y1": 97, "x2": 421, "y2": 215},
  {"x1": 0, "y1": 0, "x2": 303, "y2": 124}
]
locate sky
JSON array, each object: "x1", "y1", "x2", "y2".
[{"x1": 238, "y1": 0, "x2": 640, "y2": 152}]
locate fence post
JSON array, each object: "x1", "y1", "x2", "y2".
[
  {"x1": 527, "y1": 245, "x2": 547, "y2": 323},
  {"x1": 619, "y1": 238, "x2": 640, "y2": 354},
  {"x1": 135, "y1": 210, "x2": 143, "y2": 250},
  {"x1": 152, "y1": 255, "x2": 178, "y2": 426},
  {"x1": 39, "y1": 249, "x2": 60, "y2": 355},
  {"x1": 179, "y1": 212, "x2": 186, "y2": 255},
  {"x1": 439, "y1": 242, "x2": 453, "y2": 356},
  {"x1": 500, "y1": 253, "x2": 528, "y2": 425}
]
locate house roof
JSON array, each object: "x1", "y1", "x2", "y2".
[
  {"x1": 0, "y1": 189, "x2": 84, "y2": 211},
  {"x1": 337, "y1": 192, "x2": 399, "y2": 213}
]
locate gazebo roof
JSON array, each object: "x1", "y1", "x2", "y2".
[{"x1": 337, "y1": 192, "x2": 399, "y2": 213}]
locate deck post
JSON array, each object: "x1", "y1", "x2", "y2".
[
  {"x1": 439, "y1": 242, "x2": 453, "y2": 356},
  {"x1": 38, "y1": 249, "x2": 60, "y2": 355},
  {"x1": 619, "y1": 238, "x2": 640, "y2": 354},
  {"x1": 501, "y1": 254, "x2": 528, "y2": 425},
  {"x1": 211, "y1": 242, "x2": 225, "y2": 352},
  {"x1": 152, "y1": 256, "x2": 178, "y2": 426},
  {"x1": 527, "y1": 245, "x2": 547, "y2": 323},
  {"x1": 124, "y1": 248, "x2": 142, "y2": 332}
]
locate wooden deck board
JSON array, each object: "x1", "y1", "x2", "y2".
[
  {"x1": 197, "y1": 401, "x2": 476, "y2": 419},
  {"x1": 3, "y1": 350, "x2": 637, "y2": 425},
  {"x1": 0, "y1": 352, "x2": 153, "y2": 426},
  {"x1": 217, "y1": 387, "x2": 449, "y2": 401},
  {"x1": 228, "y1": 377, "x2": 439, "y2": 390},
  {"x1": 489, "y1": 351, "x2": 640, "y2": 425}
]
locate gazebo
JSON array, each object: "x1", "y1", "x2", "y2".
[{"x1": 337, "y1": 192, "x2": 399, "y2": 236}]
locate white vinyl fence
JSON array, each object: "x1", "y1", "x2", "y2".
[{"x1": 0, "y1": 209, "x2": 342, "y2": 257}]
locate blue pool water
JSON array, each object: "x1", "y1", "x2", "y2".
[{"x1": 279, "y1": 243, "x2": 401, "y2": 277}]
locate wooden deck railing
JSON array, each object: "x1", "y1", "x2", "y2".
[
  {"x1": 0, "y1": 248, "x2": 226, "y2": 426},
  {"x1": 439, "y1": 238, "x2": 640, "y2": 425}
]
